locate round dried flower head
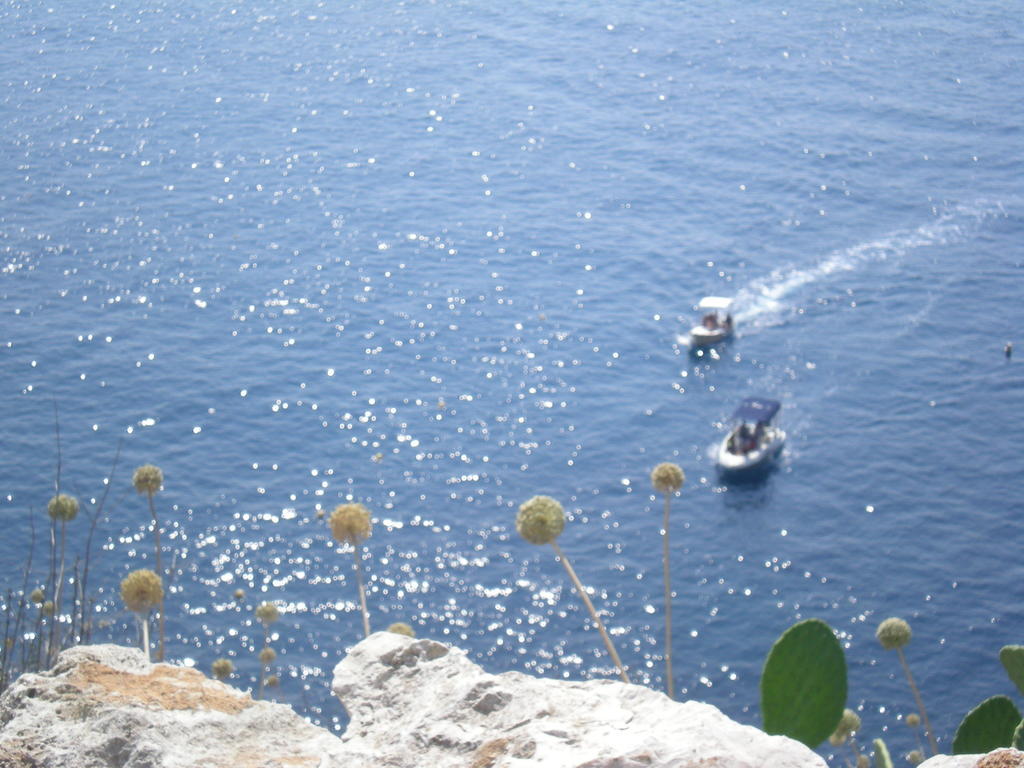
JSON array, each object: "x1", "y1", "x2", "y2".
[
  {"x1": 254, "y1": 601, "x2": 279, "y2": 626},
  {"x1": 907, "y1": 750, "x2": 924, "y2": 766},
  {"x1": 29, "y1": 588, "x2": 45, "y2": 604},
  {"x1": 41, "y1": 600, "x2": 55, "y2": 616},
  {"x1": 651, "y1": 463, "x2": 685, "y2": 494},
  {"x1": 211, "y1": 658, "x2": 233, "y2": 680},
  {"x1": 906, "y1": 713, "x2": 920, "y2": 728},
  {"x1": 47, "y1": 494, "x2": 79, "y2": 522},
  {"x1": 329, "y1": 503, "x2": 372, "y2": 545},
  {"x1": 516, "y1": 495, "x2": 565, "y2": 545},
  {"x1": 233, "y1": 588, "x2": 245, "y2": 601},
  {"x1": 259, "y1": 646, "x2": 277, "y2": 664},
  {"x1": 829, "y1": 708, "x2": 861, "y2": 746},
  {"x1": 387, "y1": 622, "x2": 415, "y2": 637},
  {"x1": 856, "y1": 756, "x2": 870, "y2": 768},
  {"x1": 132, "y1": 464, "x2": 163, "y2": 495},
  {"x1": 265, "y1": 674, "x2": 279, "y2": 688},
  {"x1": 120, "y1": 569, "x2": 163, "y2": 614},
  {"x1": 876, "y1": 617, "x2": 912, "y2": 650}
]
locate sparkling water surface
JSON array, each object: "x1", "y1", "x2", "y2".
[{"x1": 2, "y1": 0, "x2": 1022, "y2": 759}]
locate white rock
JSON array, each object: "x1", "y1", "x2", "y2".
[
  {"x1": 332, "y1": 631, "x2": 828, "y2": 768},
  {"x1": 0, "y1": 644, "x2": 367, "y2": 768}
]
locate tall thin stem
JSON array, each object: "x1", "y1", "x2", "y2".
[
  {"x1": 551, "y1": 541, "x2": 629, "y2": 684},
  {"x1": 54, "y1": 520, "x2": 67, "y2": 647},
  {"x1": 45, "y1": 516, "x2": 57, "y2": 667},
  {"x1": 79, "y1": 439, "x2": 122, "y2": 645},
  {"x1": 352, "y1": 546, "x2": 370, "y2": 638},
  {"x1": 257, "y1": 625, "x2": 269, "y2": 701},
  {"x1": 662, "y1": 491, "x2": 674, "y2": 699},
  {"x1": 897, "y1": 647, "x2": 938, "y2": 755},
  {"x1": 138, "y1": 613, "x2": 150, "y2": 662},
  {"x1": 148, "y1": 491, "x2": 165, "y2": 661}
]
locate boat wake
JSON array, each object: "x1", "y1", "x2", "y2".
[{"x1": 732, "y1": 200, "x2": 1008, "y2": 329}]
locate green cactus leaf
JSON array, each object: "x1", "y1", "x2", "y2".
[
  {"x1": 952, "y1": 695, "x2": 1022, "y2": 754},
  {"x1": 760, "y1": 618, "x2": 847, "y2": 748},
  {"x1": 1000, "y1": 646, "x2": 1024, "y2": 697},
  {"x1": 873, "y1": 737, "x2": 893, "y2": 768},
  {"x1": 1012, "y1": 719, "x2": 1024, "y2": 751}
]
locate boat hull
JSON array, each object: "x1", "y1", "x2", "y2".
[
  {"x1": 716, "y1": 429, "x2": 786, "y2": 475},
  {"x1": 689, "y1": 326, "x2": 732, "y2": 347}
]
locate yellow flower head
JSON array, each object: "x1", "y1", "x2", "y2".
[
  {"x1": 650, "y1": 463, "x2": 685, "y2": 494},
  {"x1": 211, "y1": 658, "x2": 234, "y2": 680},
  {"x1": 516, "y1": 496, "x2": 565, "y2": 545},
  {"x1": 120, "y1": 569, "x2": 163, "y2": 614},
  {"x1": 387, "y1": 622, "x2": 415, "y2": 637},
  {"x1": 876, "y1": 617, "x2": 911, "y2": 650},
  {"x1": 47, "y1": 494, "x2": 79, "y2": 522},
  {"x1": 254, "y1": 601, "x2": 280, "y2": 626},
  {"x1": 132, "y1": 464, "x2": 163, "y2": 495},
  {"x1": 329, "y1": 503, "x2": 372, "y2": 545}
]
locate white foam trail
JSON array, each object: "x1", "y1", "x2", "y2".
[{"x1": 733, "y1": 201, "x2": 1006, "y2": 327}]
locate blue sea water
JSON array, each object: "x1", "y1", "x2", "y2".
[{"x1": 1, "y1": 0, "x2": 1022, "y2": 759}]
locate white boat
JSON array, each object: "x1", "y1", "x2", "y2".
[
  {"x1": 717, "y1": 397, "x2": 786, "y2": 475},
  {"x1": 689, "y1": 296, "x2": 734, "y2": 347}
]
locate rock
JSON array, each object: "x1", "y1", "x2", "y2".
[
  {"x1": 0, "y1": 644, "x2": 366, "y2": 768},
  {"x1": 0, "y1": 638, "x2": 829, "y2": 768},
  {"x1": 332, "y1": 631, "x2": 828, "y2": 768},
  {"x1": 920, "y1": 749, "x2": 1024, "y2": 768}
]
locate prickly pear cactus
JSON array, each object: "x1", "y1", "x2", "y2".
[
  {"x1": 761, "y1": 618, "x2": 847, "y2": 748},
  {"x1": 1012, "y1": 719, "x2": 1024, "y2": 751},
  {"x1": 953, "y1": 695, "x2": 1022, "y2": 754},
  {"x1": 1000, "y1": 646, "x2": 1024, "y2": 697},
  {"x1": 873, "y1": 738, "x2": 893, "y2": 768}
]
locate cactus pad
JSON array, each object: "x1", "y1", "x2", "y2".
[
  {"x1": 761, "y1": 618, "x2": 847, "y2": 748},
  {"x1": 953, "y1": 696, "x2": 1022, "y2": 755},
  {"x1": 1001, "y1": 646, "x2": 1024, "y2": 697}
]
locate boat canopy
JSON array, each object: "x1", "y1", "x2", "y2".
[
  {"x1": 697, "y1": 296, "x2": 733, "y2": 312},
  {"x1": 732, "y1": 397, "x2": 781, "y2": 424}
]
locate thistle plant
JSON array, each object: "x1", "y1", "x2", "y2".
[
  {"x1": 650, "y1": 462, "x2": 684, "y2": 699},
  {"x1": 211, "y1": 657, "x2": 234, "y2": 681},
  {"x1": 47, "y1": 493, "x2": 78, "y2": 663},
  {"x1": 133, "y1": 464, "x2": 166, "y2": 661},
  {"x1": 829, "y1": 707, "x2": 864, "y2": 765},
  {"x1": 120, "y1": 569, "x2": 162, "y2": 661},
  {"x1": 329, "y1": 503, "x2": 372, "y2": 638},
  {"x1": 387, "y1": 622, "x2": 415, "y2": 637},
  {"x1": 516, "y1": 495, "x2": 629, "y2": 684},
  {"x1": 254, "y1": 601, "x2": 279, "y2": 700},
  {"x1": 877, "y1": 617, "x2": 938, "y2": 755}
]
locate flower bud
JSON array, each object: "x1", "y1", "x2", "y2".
[
  {"x1": 651, "y1": 463, "x2": 685, "y2": 494},
  {"x1": 211, "y1": 658, "x2": 233, "y2": 680},
  {"x1": 387, "y1": 622, "x2": 415, "y2": 637},
  {"x1": 329, "y1": 503, "x2": 372, "y2": 545},
  {"x1": 254, "y1": 601, "x2": 279, "y2": 626},
  {"x1": 120, "y1": 569, "x2": 163, "y2": 613},
  {"x1": 265, "y1": 674, "x2": 279, "y2": 688},
  {"x1": 47, "y1": 494, "x2": 79, "y2": 522},
  {"x1": 29, "y1": 588, "x2": 44, "y2": 604},
  {"x1": 907, "y1": 750, "x2": 924, "y2": 765},
  {"x1": 876, "y1": 617, "x2": 912, "y2": 650},
  {"x1": 516, "y1": 496, "x2": 565, "y2": 545},
  {"x1": 259, "y1": 646, "x2": 276, "y2": 664},
  {"x1": 132, "y1": 464, "x2": 163, "y2": 495},
  {"x1": 906, "y1": 713, "x2": 920, "y2": 728}
]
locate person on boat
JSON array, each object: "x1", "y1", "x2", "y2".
[
  {"x1": 736, "y1": 424, "x2": 753, "y2": 454},
  {"x1": 703, "y1": 313, "x2": 717, "y2": 329},
  {"x1": 752, "y1": 422, "x2": 764, "y2": 448}
]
